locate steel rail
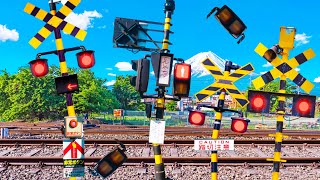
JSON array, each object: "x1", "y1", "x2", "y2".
[{"x1": 0, "y1": 157, "x2": 319, "y2": 166}]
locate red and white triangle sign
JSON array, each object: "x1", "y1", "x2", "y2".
[{"x1": 63, "y1": 138, "x2": 84, "y2": 159}]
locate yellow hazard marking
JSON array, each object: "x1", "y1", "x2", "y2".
[
  {"x1": 23, "y1": 3, "x2": 35, "y2": 14},
  {"x1": 72, "y1": 142, "x2": 76, "y2": 148},
  {"x1": 195, "y1": 57, "x2": 253, "y2": 107},
  {"x1": 29, "y1": 37, "x2": 41, "y2": 49},
  {"x1": 60, "y1": 61, "x2": 68, "y2": 73},
  {"x1": 24, "y1": 1, "x2": 87, "y2": 49},
  {"x1": 75, "y1": 29, "x2": 87, "y2": 41},
  {"x1": 253, "y1": 42, "x2": 315, "y2": 93},
  {"x1": 35, "y1": 9, "x2": 47, "y2": 20},
  {"x1": 55, "y1": 38, "x2": 64, "y2": 51},
  {"x1": 38, "y1": 26, "x2": 51, "y2": 39},
  {"x1": 63, "y1": 23, "x2": 74, "y2": 34}
]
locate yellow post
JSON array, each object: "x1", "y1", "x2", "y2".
[
  {"x1": 152, "y1": 1, "x2": 175, "y2": 179},
  {"x1": 270, "y1": 27, "x2": 294, "y2": 180},
  {"x1": 49, "y1": 3, "x2": 78, "y2": 180},
  {"x1": 210, "y1": 70, "x2": 229, "y2": 180}
]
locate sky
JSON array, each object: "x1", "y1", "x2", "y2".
[{"x1": 1, "y1": 0, "x2": 320, "y2": 96}]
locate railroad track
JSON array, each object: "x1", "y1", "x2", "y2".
[
  {"x1": 5, "y1": 125, "x2": 320, "y2": 137},
  {"x1": 0, "y1": 157, "x2": 319, "y2": 166},
  {"x1": 1, "y1": 139, "x2": 320, "y2": 146}
]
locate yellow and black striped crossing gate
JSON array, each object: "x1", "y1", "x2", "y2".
[
  {"x1": 253, "y1": 43, "x2": 315, "y2": 93},
  {"x1": 195, "y1": 58, "x2": 254, "y2": 107},
  {"x1": 24, "y1": 0, "x2": 87, "y2": 49}
]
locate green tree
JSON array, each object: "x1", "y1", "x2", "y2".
[
  {"x1": 0, "y1": 70, "x2": 12, "y2": 120},
  {"x1": 73, "y1": 69, "x2": 120, "y2": 114},
  {"x1": 2, "y1": 66, "x2": 65, "y2": 121},
  {"x1": 166, "y1": 100, "x2": 178, "y2": 111},
  {"x1": 112, "y1": 75, "x2": 143, "y2": 110},
  {"x1": 0, "y1": 66, "x2": 121, "y2": 121}
]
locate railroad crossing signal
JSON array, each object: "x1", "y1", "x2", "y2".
[
  {"x1": 55, "y1": 74, "x2": 79, "y2": 94},
  {"x1": 195, "y1": 58, "x2": 254, "y2": 107},
  {"x1": 253, "y1": 43, "x2": 316, "y2": 93},
  {"x1": 173, "y1": 63, "x2": 191, "y2": 97},
  {"x1": 24, "y1": 0, "x2": 87, "y2": 49}
]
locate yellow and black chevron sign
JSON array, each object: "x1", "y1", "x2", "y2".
[
  {"x1": 24, "y1": 0, "x2": 87, "y2": 49},
  {"x1": 195, "y1": 58, "x2": 254, "y2": 107},
  {"x1": 253, "y1": 43, "x2": 315, "y2": 93}
]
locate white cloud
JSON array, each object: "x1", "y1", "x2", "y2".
[
  {"x1": 295, "y1": 68, "x2": 300, "y2": 72},
  {"x1": 115, "y1": 62, "x2": 132, "y2": 71},
  {"x1": 314, "y1": 77, "x2": 320, "y2": 83},
  {"x1": 108, "y1": 73, "x2": 116, "y2": 77},
  {"x1": 260, "y1": 71, "x2": 267, "y2": 75},
  {"x1": 295, "y1": 33, "x2": 311, "y2": 46},
  {"x1": 105, "y1": 80, "x2": 116, "y2": 86},
  {"x1": 106, "y1": 68, "x2": 112, "y2": 70},
  {"x1": 262, "y1": 62, "x2": 272, "y2": 68},
  {"x1": 60, "y1": 0, "x2": 102, "y2": 30},
  {"x1": 0, "y1": 25, "x2": 19, "y2": 42}
]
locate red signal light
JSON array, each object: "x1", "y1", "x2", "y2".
[
  {"x1": 292, "y1": 95, "x2": 316, "y2": 118},
  {"x1": 188, "y1": 111, "x2": 206, "y2": 125},
  {"x1": 231, "y1": 117, "x2": 249, "y2": 133},
  {"x1": 252, "y1": 95, "x2": 265, "y2": 110},
  {"x1": 29, "y1": 59, "x2": 49, "y2": 77},
  {"x1": 76, "y1": 50, "x2": 95, "y2": 69},
  {"x1": 174, "y1": 63, "x2": 191, "y2": 80},
  {"x1": 247, "y1": 90, "x2": 270, "y2": 113},
  {"x1": 173, "y1": 63, "x2": 191, "y2": 97}
]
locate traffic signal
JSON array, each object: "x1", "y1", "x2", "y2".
[
  {"x1": 188, "y1": 111, "x2": 206, "y2": 125},
  {"x1": 130, "y1": 58, "x2": 150, "y2": 93},
  {"x1": 29, "y1": 58, "x2": 49, "y2": 77},
  {"x1": 93, "y1": 147, "x2": 127, "y2": 178},
  {"x1": 76, "y1": 50, "x2": 95, "y2": 69},
  {"x1": 173, "y1": 63, "x2": 191, "y2": 97},
  {"x1": 292, "y1": 95, "x2": 316, "y2": 118},
  {"x1": 231, "y1": 117, "x2": 250, "y2": 133},
  {"x1": 55, "y1": 74, "x2": 79, "y2": 94},
  {"x1": 247, "y1": 90, "x2": 271, "y2": 113},
  {"x1": 145, "y1": 103, "x2": 152, "y2": 118},
  {"x1": 65, "y1": 116, "x2": 83, "y2": 138},
  {"x1": 207, "y1": 5, "x2": 246, "y2": 43}
]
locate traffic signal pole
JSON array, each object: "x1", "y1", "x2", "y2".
[
  {"x1": 152, "y1": 1, "x2": 175, "y2": 179},
  {"x1": 49, "y1": 2, "x2": 78, "y2": 180}
]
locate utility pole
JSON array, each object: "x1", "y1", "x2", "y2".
[{"x1": 152, "y1": 1, "x2": 175, "y2": 179}]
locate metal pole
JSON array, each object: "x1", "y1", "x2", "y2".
[
  {"x1": 271, "y1": 48, "x2": 289, "y2": 180},
  {"x1": 210, "y1": 65, "x2": 230, "y2": 180},
  {"x1": 152, "y1": 1, "x2": 175, "y2": 179},
  {"x1": 49, "y1": 2, "x2": 79, "y2": 180}
]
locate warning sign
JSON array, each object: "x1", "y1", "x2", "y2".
[
  {"x1": 63, "y1": 139, "x2": 84, "y2": 159},
  {"x1": 149, "y1": 120, "x2": 165, "y2": 144},
  {"x1": 63, "y1": 139, "x2": 84, "y2": 177},
  {"x1": 194, "y1": 139, "x2": 234, "y2": 151},
  {"x1": 113, "y1": 109, "x2": 123, "y2": 117}
]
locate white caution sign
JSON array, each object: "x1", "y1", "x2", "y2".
[
  {"x1": 63, "y1": 139, "x2": 85, "y2": 177},
  {"x1": 149, "y1": 120, "x2": 165, "y2": 144},
  {"x1": 194, "y1": 139, "x2": 234, "y2": 151}
]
